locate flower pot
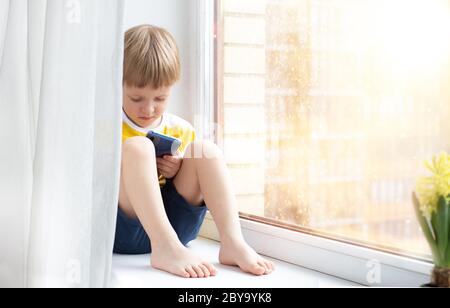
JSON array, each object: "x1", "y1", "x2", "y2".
[{"x1": 431, "y1": 267, "x2": 450, "y2": 288}]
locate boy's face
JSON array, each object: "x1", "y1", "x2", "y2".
[{"x1": 123, "y1": 84, "x2": 171, "y2": 128}]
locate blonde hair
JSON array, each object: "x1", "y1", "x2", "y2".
[{"x1": 123, "y1": 25, "x2": 181, "y2": 88}]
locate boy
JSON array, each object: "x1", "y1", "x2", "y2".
[{"x1": 114, "y1": 25, "x2": 274, "y2": 278}]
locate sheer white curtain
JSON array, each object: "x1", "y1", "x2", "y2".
[{"x1": 0, "y1": 0, "x2": 124, "y2": 287}]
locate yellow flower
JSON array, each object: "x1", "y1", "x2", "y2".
[{"x1": 416, "y1": 152, "x2": 450, "y2": 219}]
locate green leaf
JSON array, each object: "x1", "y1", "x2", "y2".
[
  {"x1": 412, "y1": 193, "x2": 441, "y2": 265},
  {"x1": 431, "y1": 196, "x2": 449, "y2": 266},
  {"x1": 446, "y1": 241, "x2": 450, "y2": 268},
  {"x1": 447, "y1": 197, "x2": 450, "y2": 267}
]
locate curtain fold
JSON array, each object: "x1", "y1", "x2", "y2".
[
  {"x1": 0, "y1": 0, "x2": 124, "y2": 288},
  {"x1": 0, "y1": 1, "x2": 9, "y2": 70}
]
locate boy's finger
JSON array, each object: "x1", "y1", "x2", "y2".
[
  {"x1": 163, "y1": 159, "x2": 180, "y2": 169},
  {"x1": 157, "y1": 165, "x2": 171, "y2": 176},
  {"x1": 156, "y1": 158, "x2": 165, "y2": 165},
  {"x1": 162, "y1": 156, "x2": 174, "y2": 162},
  {"x1": 163, "y1": 155, "x2": 181, "y2": 163},
  {"x1": 157, "y1": 162, "x2": 171, "y2": 171},
  {"x1": 157, "y1": 157, "x2": 172, "y2": 165},
  {"x1": 157, "y1": 158, "x2": 176, "y2": 169}
]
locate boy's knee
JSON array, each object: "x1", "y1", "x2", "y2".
[
  {"x1": 122, "y1": 137, "x2": 156, "y2": 160},
  {"x1": 186, "y1": 140, "x2": 222, "y2": 160}
]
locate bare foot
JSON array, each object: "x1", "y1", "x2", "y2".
[
  {"x1": 219, "y1": 240, "x2": 275, "y2": 276},
  {"x1": 151, "y1": 243, "x2": 218, "y2": 278}
]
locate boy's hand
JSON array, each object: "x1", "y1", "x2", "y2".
[{"x1": 156, "y1": 152, "x2": 183, "y2": 180}]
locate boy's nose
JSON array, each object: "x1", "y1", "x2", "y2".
[{"x1": 141, "y1": 104, "x2": 155, "y2": 114}]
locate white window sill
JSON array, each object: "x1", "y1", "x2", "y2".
[
  {"x1": 199, "y1": 214, "x2": 433, "y2": 287},
  {"x1": 111, "y1": 237, "x2": 358, "y2": 288}
]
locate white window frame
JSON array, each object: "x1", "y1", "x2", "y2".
[
  {"x1": 193, "y1": 0, "x2": 433, "y2": 287},
  {"x1": 191, "y1": 0, "x2": 216, "y2": 141}
]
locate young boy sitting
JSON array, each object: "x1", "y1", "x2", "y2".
[{"x1": 114, "y1": 25, "x2": 274, "y2": 278}]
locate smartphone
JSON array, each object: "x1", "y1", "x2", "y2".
[{"x1": 146, "y1": 131, "x2": 182, "y2": 157}]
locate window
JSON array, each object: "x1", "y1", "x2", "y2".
[{"x1": 216, "y1": 0, "x2": 450, "y2": 259}]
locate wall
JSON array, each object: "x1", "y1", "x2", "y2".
[{"x1": 124, "y1": 0, "x2": 196, "y2": 123}]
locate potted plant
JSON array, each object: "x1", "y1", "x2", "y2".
[{"x1": 413, "y1": 152, "x2": 450, "y2": 287}]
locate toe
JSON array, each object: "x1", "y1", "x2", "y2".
[
  {"x1": 264, "y1": 261, "x2": 273, "y2": 274},
  {"x1": 258, "y1": 261, "x2": 270, "y2": 275},
  {"x1": 186, "y1": 266, "x2": 197, "y2": 278},
  {"x1": 204, "y1": 262, "x2": 218, "y2": 276},
  {"x1": 193, "y1": 265, "x2": 205, "y2": 278},
  {"x1": 180, "y1": 269, "x2": 191, "y2": 278},
  {"x1": 199, "y1": 264, "x2": 210, "y2": 277},
  {"x1": 249, "y1": 263, "x2": 266, "y2": 276},
  {"x1": 264, "y1": 260, "x2": 273, "y2": 274}
]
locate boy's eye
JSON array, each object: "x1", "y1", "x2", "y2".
[
  {"x1": 131, "y1": 98, "x2": 142, "y2": 103},
  {"x1": 155, "y1": 98, "x2": 166, "y2": 103}
]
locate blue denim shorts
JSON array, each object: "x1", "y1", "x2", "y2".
[{"x1": 113, "y1": 180, "x2": 207, "y2": 255}]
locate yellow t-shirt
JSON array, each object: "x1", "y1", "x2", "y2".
[{"x1": 122, "y1": 110, "x2": 196, "y2": 187}]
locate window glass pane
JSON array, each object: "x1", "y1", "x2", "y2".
[{"x1": 218, "y1": 0, "x2": 450, "y2": 258}]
